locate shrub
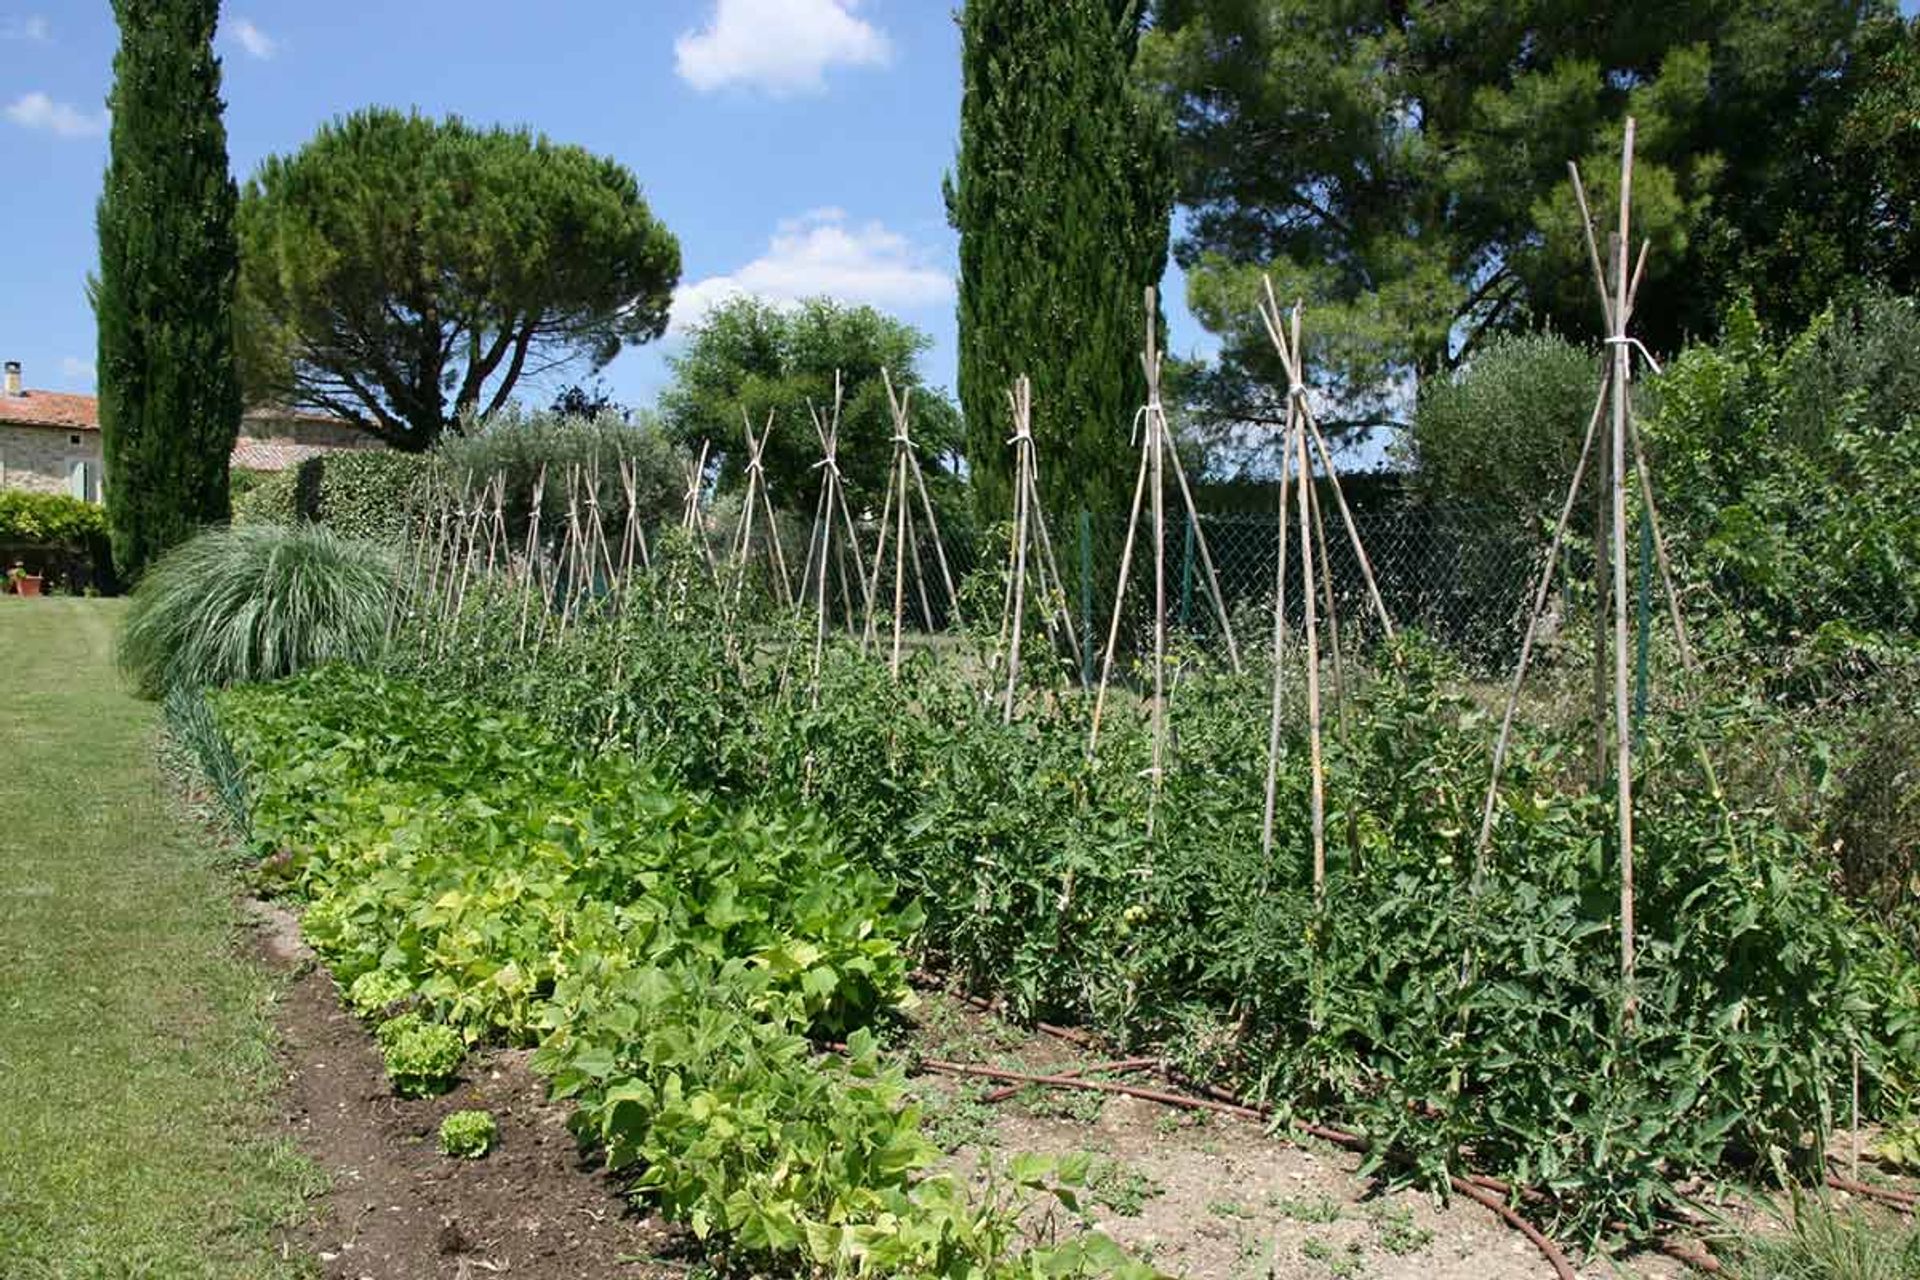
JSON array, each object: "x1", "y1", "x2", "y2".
[
  {"x1": 1406, "y1": 332, "x2": 1599, "y2": 525},
  {"x1": 315, "y1": 452, "x2": 426, "y2": 543},
  {"x1": 230, "y1": 470, "x2": 298, "y2": 526},
  {"x1": 0, "y1": 491, "x2": 109, "y2": 544},
  {"x1": 377, "y1": 1012, "x2": 464, "y2": 1096},
  {"x1": 430, "y1": 408, "x2": 687, "y2": 539},
  {"x1": 230, "y1": 453, "x2": 426, "y2": 544},
  {"x1": 438, "y1": 1109, "x2": 497, "y2": 1159},
  {"x1": 119, "y1": 523, "x2": 393, "y2": 697},
  {"x1": 0, "y1": 491, "x2": 116, "y2": 593},
  {"x1": 1645, "y1": 294, "x2": 1920, "y2": 649}
]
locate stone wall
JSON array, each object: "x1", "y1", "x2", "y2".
[{"x1": 0, "y1": 425, "x2": 103, "y2": 499}]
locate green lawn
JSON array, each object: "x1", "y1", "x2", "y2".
[{"x1": 0, "y1": 597, "x2": 319, "y2": 1278}]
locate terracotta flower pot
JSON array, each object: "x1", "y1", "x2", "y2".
[{"x1": 15, "y1": 574, "x2": 43, "y2": 597}]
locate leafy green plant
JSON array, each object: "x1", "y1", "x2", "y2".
[
  {"x1": 346, "y1": 969, "x2": 412, "y2": 1018},
  {"x1": 438, "y1": 1110, "x2": 497, "y2": 1159},
  {"x1": 314, "y1": 452, "x2": 426, "y2": 543},
  {"x1": 376, "y1": 1013, "x2": 464, "y2": 1097},
  {"x1": 217, "y1": 667, "x2": 1156, "y2": 1277},
  {"x1": 1366, "y1": 1204, "x2": 1433, "y2": 1256},
  {"x1": 1082, "y1": 1157, "x2": 1163, "y2": 1218},
  {"x1": 119, "y1": 523, "x2": 393, "y2": 696},
  {"x1": 381, "y1": 579, "x2": 1920, "y2": 1246},
  {"x1": 1267, "y1": 1193, "x2": 1341, "y2": 1224}
]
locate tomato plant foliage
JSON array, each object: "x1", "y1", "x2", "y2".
[{"x1": 368, "y1": 564, "x2": 1920, "y2": 1245}]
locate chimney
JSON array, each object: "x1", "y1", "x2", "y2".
[{"x1": 3, "y1": 362, "x2": 19, "y2": 397}]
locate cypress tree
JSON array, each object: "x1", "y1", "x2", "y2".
[
  {"x1": 97, "y1": 0, "x2": 242, "y2": 579},
  {"x1": 947, "y1": 0, "x2": 1172, "y2": 527}
]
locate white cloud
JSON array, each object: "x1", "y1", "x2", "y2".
[
  {"x1": 1, "y1": 15, "x2": 50, "y2": 41},
  {"x1": 60, "y1": 356, "x2": 95, "y2": 386},
  {"x1": 675, "y1": 0, "x2": 890, "y2": 96},
  {"x1": 4, "y1": 92, "x2": 105, "y2": 139},
  {"x1": 229, "y1": 17, "x2": 277, "y2": 60},
  {"x1": 670, "y1": 209, "x2": 952, "y2": 334}
]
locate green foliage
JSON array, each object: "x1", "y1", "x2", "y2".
[
  {"x1": 1407, "y1": 332, "x2": 1598, "y2": 522},
  {"x1": 163, "y1": 682, "x2": 251, "y2": 832},
  {"x1": 660, "y1": 296, "x2": 964, "y2": 518},
  {"x1": 376, "y1": 1012, "x2": 464, "y2": 1097},
  {"x1": 96, "y1": 0, "x2": 243, "y2": 578},
  {"x1": 230, "y1": 470, "x2": 298, "y2": 526},
  {"x1": 438, "y1": 1110, "x2": 497, "y2": 1159},
  {"x1": 345, "y1": 969, "x2": 413, "y2": 1018},
  {"x1": 432, "y1": 407, "x2": 687, "y2": 537},
  {"x1": 314, "y1": 452, "x2": 427, "y2": 543},
  {"x1": 215, "y1": 667, "x2": 1157, "y2": 1277},
  {"x1": 1723, "y1": 1190, "x2": 1920, "y2": 1280},
  {"x1": 119, "y1": 524, "x2": 393, "y2": 697},
  {"x1": 1702, "y1": 14, "x2": 1920, "y2": 333},
  {"x1": 398, "y1": 586, "x2": 1920, "y2": 1244},
  {"x1": 238, "y1": 107, "x2": 681, "y2": 450},
  {"x1": 0, "y1": 492, "x2": 110, "y2": 545},
  {"x1": 229, "y1": 453, "x2": 427, "y2": 543},
  {"x1": 1644, "y1": 293, "x2": 1920, "y2": 646},
  {"x1": 1144, "y1": 0, "x2": 1888, "y2": 427},
  {"x1": 949, "y1": 0, "x2": 1172, "y2": 526}
]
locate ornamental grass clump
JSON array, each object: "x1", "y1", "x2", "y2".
[{"x1": 119, "y1": 523, "x2": 392, "y2": 697}]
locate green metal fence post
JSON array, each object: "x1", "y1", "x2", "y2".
[
  {"x1": 1079, "y1": 508, "x2": 1094, "y2": 689},
  {"x1": 1633, "y1": 504, "x2": 1652, "y2": 746}
]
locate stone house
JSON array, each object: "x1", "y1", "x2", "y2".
[{"x1": 0, "y1": 359, "x2": 382, "y2": 500}]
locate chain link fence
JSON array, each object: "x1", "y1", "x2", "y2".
[{"x1": 917, "y1": 501, "x2": 1540, "y2": 673}]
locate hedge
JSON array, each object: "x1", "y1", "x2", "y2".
[
  {"x1": 231, "y1": 452, "x2": 426, "y2": 543},
  {"x1": 0, "y1": 491, "x2": 115, "y2": 593}
]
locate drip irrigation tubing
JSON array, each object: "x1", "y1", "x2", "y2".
[
  {"x1": 911, "y1": 980, "x2": 1760, "y2": 1273},
  {"x1": 981, "y1": 1057, "x2": 1159, "y2": 1104}
]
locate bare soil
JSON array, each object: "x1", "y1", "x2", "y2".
[
  {"x1": 241, "y1": 900, "x2": 1911, "y2": 1280},
  {"x1": 903, "y1": 991, "x2": 1698, "y2": 1280},
  {"x1": 246, "y1": 900, "x2": 686, "y2": 1280}
]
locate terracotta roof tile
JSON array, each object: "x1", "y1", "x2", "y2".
[
  {"x1": 0, "y1": 389, "x2": 98, "y2": 430},
  {"x1": 229, "y1": 437, "x2": 359, "y2": 472}
]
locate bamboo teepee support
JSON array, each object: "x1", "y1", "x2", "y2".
[
  {"x1": 861, "y1": 371, "x2": 959, "y2": 679},
  {"x1": 1474, "y1": 121, "x2": 1703, "y2": 1013},
  {"x1": 729, "y1": 408, "x2": 794, "y2": 611},
  {"x1": 516, "y1": 464, "x2": 547, "y2": 651},
  {"x1": 997, "y1": 375, "x2": 1082, "y2": 722},
  {"x1": 1088, "y1": 290, "x2": 1245, "y2": 829},
  {"x1": 803, "y1": 374, "x2": 870, "y2": 703},
  {"x1": 1251, "y1": 292, "x2": 1398, "y2": 891}
]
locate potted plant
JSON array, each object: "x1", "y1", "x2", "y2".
[{"x1": 8, "y1": 562, "x2": 43, "y2": 597}]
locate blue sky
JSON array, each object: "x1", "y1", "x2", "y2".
[{"x1": 0, "y1": 1, "x2": 1208, "y2": 410}]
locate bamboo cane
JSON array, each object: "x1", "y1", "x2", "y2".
[
  {"x1": 1260, "y1": 412, "x2": 1297, "y2": 861},
  {"x1": 1004, "y1": 376, "x2": 1034, "y2": 722},
  {"x1": 1297, "y1": 423, "x2": 1327, "y2": 898},
  {"x1": 1610, "y1": 120, "x2": 1639, "y2": 1004},
  {"x1": 1473, "y1": 376, "x2": 1611, "y2": 872}
]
